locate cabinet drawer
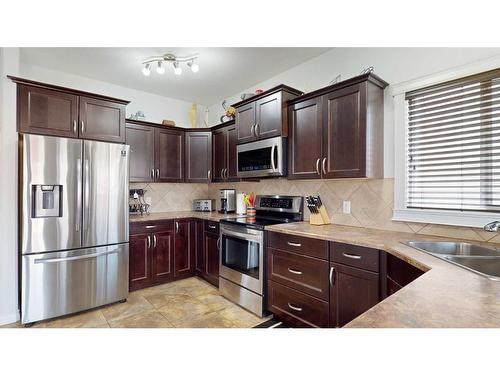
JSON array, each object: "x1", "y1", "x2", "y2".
[
  {"x1": 130, "y1": 220, "x2": 174, "y2": 235},
  {"x1": 387, "y1": 253, "x2": 424, "y2": 288},
  {"x1": 267, "y1": 232, "x2": 328, "y2": 260},
  {"x1": 268, "y1": 248, "x2": 329, "y2": 300},
  {"x1": 268, "y1": 280, "x2": 329, "y2": 328},
  {"x1": 330, "y1": 242, "x2": 379, "y2": 272},
  {"x1": 204, "y1": 220, "x2": 220, "y2": 234}
]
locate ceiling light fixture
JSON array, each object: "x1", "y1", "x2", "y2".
[
  {"x1": 141, "y1": 63, "x2": 151, "y2": 76},
  {"x1": 156, "y1": 61, "x2": 165, "y2": 74},
  {"x1": 141, "y1": 53, "x2": 199, "y2": 77}
]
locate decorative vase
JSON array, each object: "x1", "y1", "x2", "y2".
[{"x1": 246, "y1": 206, "x2": 256, "y2": 217}]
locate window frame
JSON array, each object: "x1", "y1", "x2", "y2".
[{"x1": 392, "y1": 56, "x2": 500, "y2": 228}]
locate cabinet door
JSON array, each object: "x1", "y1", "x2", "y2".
[
  {"x1": 236, "y1": 101, "x2": 256, "y2": 143},
  {"x1": 17, "y1": 84, "x2": 79, "y2": 138},
  {"x1": 329, "y1": 262, "x2": 379, "y2": 327},
  {"x1": 194, "y1": 219, "x2": 205, "y2": 274},
  {"x1": 79, "y1": 96, "x2": 126, "y2": 143},
  {"x1": 185, "y1": 131, "x2": 212, "y2": 182},
  {"x1": 173, "y1": 220, "x2": 195, "y2": 279},
  {"x1": 322, "y1": 83, "x2": 366, "y2": 178},
  {"x1": 204, "y1": 231, "x2": 220, "y2": 287},
  {"x1": 126, "y1": 123, "x2": 155, "y2": 182},
  {"x1": 153, "y1": 230, "x2": 174, "y2": 284},
  {"x1": 288, "y1": 97, "x2": 323, "y2": 179},
  {"x1": 129, "y1": 232, "x2": 153, "y2": 291},
  {"x1": 255, "y1": 92, "x2": 282, "y2": 139},
  {"x1": 226, "y1": 125, "x2": 239, "y2": 180},
  {"x1": 212, "y1": 128, "x2": 227, "y2": 182},
  {"x1": 155, "y1": 128, "x2": 184, "y2": 182}
]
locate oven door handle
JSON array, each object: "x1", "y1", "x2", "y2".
[{"x1": 220, "y1": 229, "x2": 263, "y2": 243}]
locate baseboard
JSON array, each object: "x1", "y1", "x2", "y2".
[{"x1": 0, "y1": 311, "x2": 20, "y2": 326}]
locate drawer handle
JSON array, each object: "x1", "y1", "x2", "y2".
[
  {"x1": 288, "y1": 303, "x2": 303, "y2": 312},
  {"x1": 287, "y1": 241, "x2": 302, "y2": 247},
  {"x1": 208, "y1": 225, "x2": 217, "y2": 229},
  {"x1": 343, "y1": 252, "x2": 362, "y2": 260},
  {"x1": 145, "y1": 225, "x2": 156, "y2": 229},
  {"x1": 329, "y1": 266, "x2": 335, "y2": 286},
  {"x1": 287, "y1": 268, "x2": 302, "y2": 275}
]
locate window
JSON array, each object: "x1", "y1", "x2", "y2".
[{"x1": 393, "y1": 65, "x2": 500, "y2": 228}]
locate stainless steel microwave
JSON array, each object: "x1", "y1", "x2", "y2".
[{"x1": 237, "y1": 136, "x2": 286, "y2": 178}]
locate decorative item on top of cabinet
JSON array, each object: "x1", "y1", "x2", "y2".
[
  {"x1": 287, "y1": 73, "x2": 388, "y2": 180},
  {"x1": 10, "y1": 76, "x2": 129, "y2": 143},
  {"x1": 233, "y1": 84, "x2": 303, "y2": 144}
]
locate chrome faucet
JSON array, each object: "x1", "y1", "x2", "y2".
[{"x1": 484, "y1": 221, "x2": 500, "y2": 232}]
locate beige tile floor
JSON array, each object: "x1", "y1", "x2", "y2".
[{"x1": 1, "y1": 277, "x2": 270, "y2": 328}]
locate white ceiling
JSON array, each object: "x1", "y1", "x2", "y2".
[{"x1": 20, "y1": 47, "x2": 331, "y2": 105}]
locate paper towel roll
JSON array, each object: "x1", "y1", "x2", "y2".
[{"x1": 236, "y1": 193, "x2": 246, "y2": 215}]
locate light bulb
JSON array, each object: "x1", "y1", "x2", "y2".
[
  {"x1": 156, "y1": 61, "x2": 165, "y2": 74},
  {"x1": 142, "y1": 63, "x2": 151, "y2": 76},
  {"x1": 188, "y1": 61, "x2": 199, "y2": 73},
  {"x1": 173, "y1": 61, "x2": 182, "y2": 75}
]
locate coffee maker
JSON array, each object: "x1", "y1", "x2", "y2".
[{"x1": 218, "y1": 189, "x2": 236, "y2": 213}]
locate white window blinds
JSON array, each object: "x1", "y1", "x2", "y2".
[{"x1": 405, "y1": 68, "x2": 500, "y2": 213}]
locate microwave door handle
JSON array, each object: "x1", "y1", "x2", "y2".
[{"x1": 270, "y1": 143, "x2": 276, "y2": 172}]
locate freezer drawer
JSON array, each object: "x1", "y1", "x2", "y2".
[{"x1": 21, "y1": 243, "x2": 129, "y2": 324}]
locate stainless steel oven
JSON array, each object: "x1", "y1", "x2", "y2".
[
  {"x1": 219, "y1": 224, "x2": 264, "y2": 316},
  {"x1": 236, "y1": 136, "x2": 286, "y2": 178}
]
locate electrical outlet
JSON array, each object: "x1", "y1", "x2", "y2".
[
  {"x1": 342, "y1": 200, "x2": 351, "y2": 214},
  {"x1": 145, "y1": 196, "x2": 152, "y2": 205}
]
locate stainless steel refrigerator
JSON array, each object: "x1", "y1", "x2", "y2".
[{"x1": 20, "y1": 134, "x2": 130, "y2": 324}]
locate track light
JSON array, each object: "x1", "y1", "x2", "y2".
[
  {"x1": 156, "y1": 61, "x2": 165, "y2": 74},
  {"x1": 188, "y1": 60, "x2": 199, "y2": 73},
  {"x1": 142, "y1": 63, "x2": 151, "y2": 76},
  {"x1": 173, "y1": 61, "x2": 182, "y2": 75}
]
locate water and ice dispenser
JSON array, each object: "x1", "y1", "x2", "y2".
[{"x1": 31, "y1": 185, "x2": 62, "y2": 218}]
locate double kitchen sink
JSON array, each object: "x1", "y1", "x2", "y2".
[{"x1": 404, "y1": 241, "x2": 500, "y2": 280}]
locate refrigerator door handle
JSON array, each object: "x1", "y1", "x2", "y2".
[
  {"x1": 83, "y1": 158, "x2": 90, "y2": 231},
  {"x1": 34, "y1": 249, "x2": 119, "y2": 264},
  {"x1": 75, "y1": 158, "x2": 82, "y2": 232}
]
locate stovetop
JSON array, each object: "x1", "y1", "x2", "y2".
[{"x1": 220, "y1": 216, "x2": 293, "y2": 230}]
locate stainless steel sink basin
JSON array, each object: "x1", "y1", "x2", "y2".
[
  {"x1": 404, "y1": 241, "x2": 500, "y2": 280},
  {"x1": 405, "y1": 241, "x2": 500, "y2": 257},
  {"x1": 442, "y1": 255, "x2": 500, "y2": 280}
]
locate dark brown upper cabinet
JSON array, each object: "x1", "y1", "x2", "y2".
[
  {"x1": 11, "y1": 76, "x2": 129, "y2": 143},
  {"x1": 126, "y1": 122, "x2": 155, "y2": 182},
  {"x1": 155, "y1": 128, "x2": 184, "y2": 182},
  {"x1": 212, "y1": 122, "x2": 239, "y2": 182},
  {"x1": 288, "y1": 97, "x2": 323, "y2": 179},
  {"x1": 79, "y1": 96, "x2": 126, "y2": 143},
  {"x1": 233, "y1": 85, "x2": 302, "y2": 144},
  {"x1": 288, "y1": 73, "x2": 388, "y2": 180},
  {"x1": 185, "y1": 131, "x2": 212, "y2": 183}
]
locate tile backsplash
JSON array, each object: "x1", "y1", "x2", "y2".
[
  {"x1": 131, "y1": 178, "x2": 500, "y2": 244},
  {"x1": 130, "y1": 183, "x2": 208, "y2": 212}
]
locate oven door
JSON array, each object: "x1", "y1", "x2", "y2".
[
  {"x1": 237, "y1": 136, "x2": 285, "y2": 178},
  {"x1": 219, "y1": 224, "x2": 264, "y2": 295}
]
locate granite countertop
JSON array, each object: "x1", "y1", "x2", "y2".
[
  {"x1": 129, "y1": 211, "x2": 243, "y2": 223},
  {"x1": 266, "y1": 222, "x2": 500, "y2": 328}
]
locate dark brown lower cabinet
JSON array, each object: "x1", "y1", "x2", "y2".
[
  {"x1": 129, "y1": 232, "x2": 152, "y2": 291},
  {"x1": 204, "y1": 231, "x2": 220, "y2": 287},
  {"x1": 173, "y1": 220, "x2": 195, "y2": 279},
  {"x1": 152, "y1": 230, "x2": 174, "y2": 284},
  {"x1": 329, "y1": 262, "x2": 380, "y2": 327},
  {"x1": 194, "y1": 219, "x2": 205, "y2": 274}
]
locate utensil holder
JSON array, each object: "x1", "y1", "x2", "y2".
[
  {"x1": 246, "y1": 206, "x2": 256, "y2": 217},
  {"x1": 309, "y1": 206, "x2": 331, "y2": 226}
]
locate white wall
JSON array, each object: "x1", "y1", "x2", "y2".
[
  {"x1": 20, "y1": 63, "x2": 207, "y2": 128},
  {"x1": 0, "y1": 48, "x2": 20, "y2": 324},
  {"x1": 207, "y1": 48, "x2": 500, "y2": 177}
]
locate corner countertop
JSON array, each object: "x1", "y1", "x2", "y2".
[
  {"x1": 129, "y1": 211, "x2": 243, "y2": 223},
  {"x1": 266, "y1": 222, "x2": 500, "y2": 328}
]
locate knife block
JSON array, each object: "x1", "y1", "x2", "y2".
[{"x1": 309, "y1": 206, "x2": 331, "y2": 226}]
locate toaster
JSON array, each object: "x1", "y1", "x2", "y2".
[{"x1": 193, "y1": 199, "x2": 216, "y2": 212}]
